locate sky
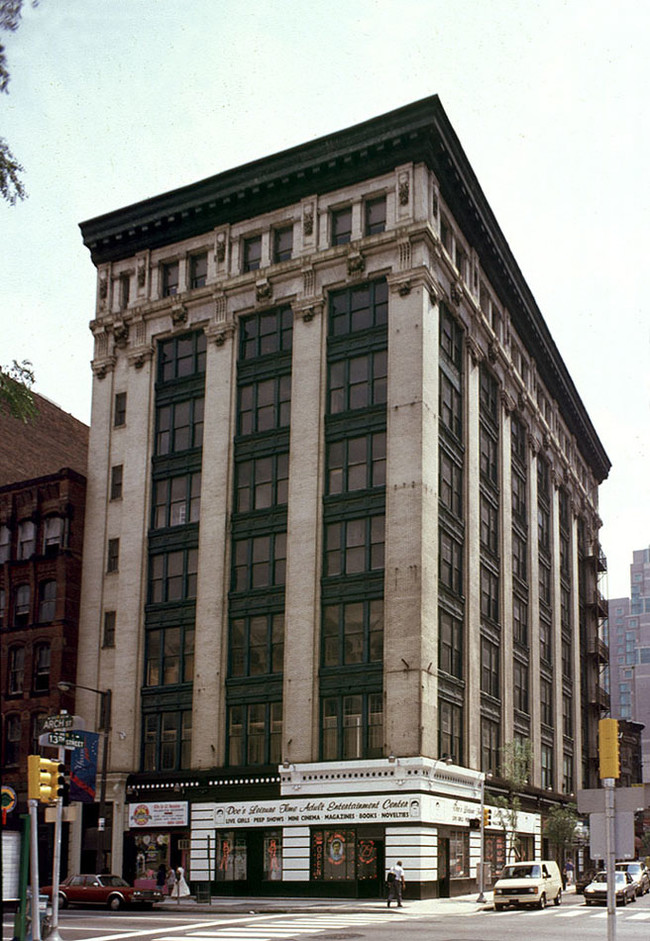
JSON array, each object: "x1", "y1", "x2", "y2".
[{"x1": 1, "y1": 0, "x2": 648, "y2": 597}]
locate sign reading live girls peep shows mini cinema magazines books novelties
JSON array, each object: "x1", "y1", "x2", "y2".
[{"x1": 128, "y1": 801, "x2": 189, "y2": 828}]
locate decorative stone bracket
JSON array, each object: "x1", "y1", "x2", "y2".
[
  {"x1": 127, "y1": 346, "x2": 154, "y2": 370},
  {"x1": 347, "y1": 251, "x2": 365, "y2": 277},
  {"x1": 91, "y1": 357, "x2": 116, "y2": 380},
  {"x1": 292, "y1": 298, "x2": 324, "y2": 323},
  {"x1": 256, "y1": 279, "x2": 272, "y2": 304},
  {"x1": 205, "y1": 322, "x2": 236, "y2": 346}
]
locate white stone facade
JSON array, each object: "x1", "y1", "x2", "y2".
[{"x1": 72, "y1": 97, "x2": 609, "y2": 895}]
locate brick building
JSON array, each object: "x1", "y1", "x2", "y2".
[{"x1": 1, "y1": 393, "x2": 88, "y2": 880}]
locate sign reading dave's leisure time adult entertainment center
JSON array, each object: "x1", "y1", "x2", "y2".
[{"x1": 198, "y1": 794, "x2": 539, "y2": 831}]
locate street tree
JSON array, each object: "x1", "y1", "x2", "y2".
[
  {"x1": 544, "y1": 803, "x2": 578, "y2": 876},
  {"x1": 1, "y1": 0, "x2": 41, "y2": 204},
  {"x1": 0, "y1": 359, "x2": 37, "y2": 421},
  {"x1": 493, "y1": 739, "x2": 533, "y2": 862}
]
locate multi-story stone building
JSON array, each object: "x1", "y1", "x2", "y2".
[
  {"x1": 0, "y1": 392, "x2": 88, "y2": 882},
  {"x1": 609, "y1": 546, "x2": 650, "y2": 783},
  {"x1": 74, "y1": 96, "x2": 610, "y2": 897}
]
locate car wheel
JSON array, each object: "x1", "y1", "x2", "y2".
[
  {"x1": 494, "y1": 903, "x2": 504, "y2": 911},
  {"x1": 537, "y1": 893, "x2": 546, "y2": 909},
  {"x1": 585, "y1": 900, "x2": 592, "y2": 906},
  {"x1": 58, "y1": 893, "x2": 68, "y2": 909},
  {"x1": 631, "y1": 892, "x2": 636, "y2": 903},
  {"x1": 554, "y1": 889, "x2": 561, "y2": 906},
  {"x1": 107, "y1": 895, "x2": 123, "y2": 911}
]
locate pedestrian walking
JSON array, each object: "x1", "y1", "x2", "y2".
[
  {"x1": 156, "y1": 863, "x2": 167, "y2": 894},
  {"x1": 386, "y1": 860, "x2": 405, "y2": 907},
  {"x1": 170, "y1": 865, "x2": 190, "y2": 900}
]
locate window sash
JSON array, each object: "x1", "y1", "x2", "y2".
[
  {"x1": 226, "y1": 702, "x2": 282, "y2": 766},
  {"x1": 320, "y1": 693, "x2": 383, "y2": 761}
]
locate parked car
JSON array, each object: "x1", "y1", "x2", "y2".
[
  {"x1": 42, "y1": 874, "x2": 163, "y2": 910},
  {"x1": 584, "y1": 871, "x2": 636, "y2": 906},
  {"x1": 615, "y1": 861, "x2": 650, "y2": 897},
  {"x1": 493, "y1": 860, "x2": 563, "y2": 910}
]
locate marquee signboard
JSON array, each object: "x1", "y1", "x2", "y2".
[
  {"x1": 198, "y1": 794, "x2": 538, "y2": 832},
  {"x1": 128, "y1": 801, "x2": 189, "y2": 828}
]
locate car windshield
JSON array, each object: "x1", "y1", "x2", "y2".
[
  {"x1": 501, "y1": 865, "x2": 541, "y2": 879},
  {"x1": 99, "y1": 876, "x2": 129, "y2": 887}
]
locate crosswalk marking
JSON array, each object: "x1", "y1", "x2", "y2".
[{"x1": 158, "y1": 911, "x2": 399, "y2": 941}]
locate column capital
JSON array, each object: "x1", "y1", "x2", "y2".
[
  {"x1": 205, "y1": 321, "x2": 236, "y2": 347},
  {"x1": 292, "y1": 297, "x2": 324, "y2": 323},
  {"x1": 466, "y1": 334, "x2": 484, "y2": 366},
  {"x1": 386, "y1": 267, "x2": 440, "y2": 303}
]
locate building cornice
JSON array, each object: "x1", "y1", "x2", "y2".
[{"x1": 79, "y1": 95, "x2": 610, "y2": 483}]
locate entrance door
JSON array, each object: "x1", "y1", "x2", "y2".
[
  {"x1": 246, "y1": 830, "x2": 264, "y2": 894},
  {"x1": 357, "y1": 838, "x2": 384, "y2": 898},
  {"x1": 437, "y1": 837, "x2": 450, "y2": 898}
]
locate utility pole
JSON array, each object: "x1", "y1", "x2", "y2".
[
  {"x1": 47, "y1": 745, "x2": 66, "y2": 941},
  {"x1": 28, "y1": 800, "x2": 41, "y2": 941},
  {"x1": 599, "y1": 718, "x2": 620, "y2": 941}
]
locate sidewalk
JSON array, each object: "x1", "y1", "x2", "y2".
[{"x1": 157, "y1": 890, "x2": 494, "y2": 916}]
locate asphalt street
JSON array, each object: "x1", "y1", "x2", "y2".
[{"x1": 4, "y1": 888, "x2": 650, "y2": 941}]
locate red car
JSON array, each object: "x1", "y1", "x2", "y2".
[{"x1": 42, "y1": 874, "x2": 163, "y2": 910}]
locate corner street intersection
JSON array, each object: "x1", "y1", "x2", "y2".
[{"x1": 4, "y1": 892, "x2": 650, "y2": 941}]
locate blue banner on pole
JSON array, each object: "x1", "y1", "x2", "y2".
[{"x1": 70, "y1": 731, "x2": 99, "y2": 802}]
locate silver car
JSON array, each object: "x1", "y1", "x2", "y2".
[
  {"x1": 615, "y1": 861, "x2": 650, "y2": 897},
  {"x1": 584, "y1": 871, "x2": 636, "y2": 906}
]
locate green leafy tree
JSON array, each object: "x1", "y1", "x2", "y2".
[
  {"x1": 0, "y1": 359, "x2": 37, "y2": 421},
  {"x1": 544, "y1": 803, "x2": 578, "y2": 874},
  {"x1": 1, "y1": 0, "x2": 41, "y2": 204},
  {"x1": 493, "y1": 739, "x2": 533, "y2": 862}
]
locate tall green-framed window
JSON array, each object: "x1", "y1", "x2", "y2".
[
  {"x1": 322, "y1": 599, "x2": 383, "y2": 666},
  {"x1": 227, "y1": 702, "x2": 282, "y2": 766},
  {"x1": 320, "y1": 693, "x2": 383, "y2": 760},
  {"x1": 144, "y1": 625, "x2": 195, "y2": 687},
  {"x1": 229, "y1": 613, "x2": 284, "y2": 677},
  {"x1": 142, "y1": 709, "x2": 192, "y2": 771},
  {"x1": 158, "y1": 331, "x2": 206, "y2": 382}
]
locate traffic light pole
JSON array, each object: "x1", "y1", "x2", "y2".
[
  {"x1": 47, "y1": 746, "x2": 66, "y2": 941},
  {"x1": 477, "y1": 773, "x2": 486, "y2": 903},
  {"x1": 28, "y1": 799, "x2": 41, "y2": 941},
  {"x1": 604, "y1": 777, "x2": 616, "y2": 941}
]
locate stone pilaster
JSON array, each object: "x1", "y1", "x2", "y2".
[
  {"x1": 282, "y1": 300, "x2": 326, "y2": 763},
  {"x1": 384, "y1": 273, "x2": 439, "y2": 758},
  {"x1": 191, "y1": 323, "x2": 237, "y2": 767}
]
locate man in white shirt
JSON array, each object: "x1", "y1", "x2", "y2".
[{"x1": 386, "y1": 860, "x2": 405, "y2": 907}]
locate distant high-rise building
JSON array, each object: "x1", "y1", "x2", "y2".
[{"x1": 609, "y1": 546, "x2": 650, "y2": 783}]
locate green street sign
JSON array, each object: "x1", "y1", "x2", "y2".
[{"x1": 42, "y1": 731, "x2": 85, "y2": 749}]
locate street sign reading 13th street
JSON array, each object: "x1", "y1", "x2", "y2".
[{"x1": 39, "y1": 731, "x2": 85, "y2": 750}]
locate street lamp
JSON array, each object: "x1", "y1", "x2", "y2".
[{"x1": 58, "y1": 681, "x2": 112, "y2": 873}]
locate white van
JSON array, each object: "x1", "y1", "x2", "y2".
[{"x1": 493, "y1": 860, "x2": 563, "y2": 910}]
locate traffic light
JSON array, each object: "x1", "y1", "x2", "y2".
[
  {"x1": 483, "y1": 807, "x2": 492, "y2": 827},
  {"x1": 599, "y1": 718, "x2": 620, "y2": 779},
  {"x1": 469, "y1": 817, "x2": 480, "y2": 830},
  {"x1": 27, "y1": 756, "x2": 66, "y2": 804}
]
